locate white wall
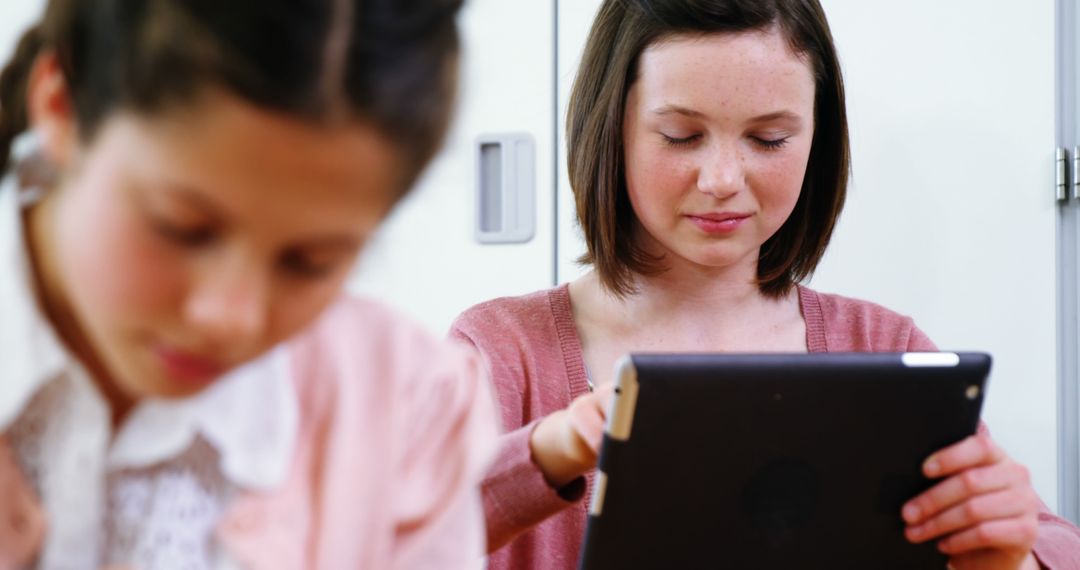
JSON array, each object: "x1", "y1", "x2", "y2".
[
  {"x1": 0, "y1": 1, "x2": 41, "y2": 64},
  {"x1": 813, "y1": 0, "x2": 1059, "y2": 509}
]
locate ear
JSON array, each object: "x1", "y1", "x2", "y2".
[{"x1": 25, "y1": 51, "x2": 79, "y2": 170}]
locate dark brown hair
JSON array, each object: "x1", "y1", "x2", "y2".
[
  {"x1": 0, "y1": 0, "x2": 464, "y2": 194},
  {"x1": 567, "y1": 0, "x2": 849, "y2": 297}
]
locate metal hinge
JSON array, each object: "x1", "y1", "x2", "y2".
[
  {"x1": 1058, "y1": 147, "x2": 1069, "y2": 202},
  {"x1": 1074, "y1": 146, "x2": 1080, "y2": 200}
]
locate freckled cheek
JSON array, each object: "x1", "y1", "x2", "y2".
[
  {"x1": 628, "y1": 155, "x2": 694, "y2": 219},
  {"x1": 754, "y1": 156, "x2": 807, "y2": 212},
  {"x1": 57, "y1": 199, "x2": 188, "y2": 326}
]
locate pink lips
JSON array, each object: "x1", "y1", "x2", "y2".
[
  {"x1": 686, "y1": 212, "x2": 752, "y2": 234},
  {"x1": 154, "y1": 345, "x2": 226, "y2": 385}
]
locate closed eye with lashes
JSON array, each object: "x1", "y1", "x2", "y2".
[
  {"x1": 661, "y1": 133, "x2": 701, "y2": 147},
  {"x1": 279, "y1": 250, "x2": 341, "y2": 279},
  {"x1": 153, "y1": 219, "x2": 217, "y2": 247},
  {"x1": 753, "y1": 136, "x2": 790, "y2": 150}
]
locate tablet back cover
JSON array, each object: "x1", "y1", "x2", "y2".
[{"x1": 579, "y1": 352, "x2": 989, "y2": 570}]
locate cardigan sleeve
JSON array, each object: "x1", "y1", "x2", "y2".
[
  {"x1": 905, "y1": 324, "x2": 937, "y2": 352},
  {"x1": 448, "y1": 325, "x2": 585, "y2": 552},
  {"x1": 1032, "y1": 511, "x2": 1080, "y2": 569},
  {"x1": 221, "y1": 297, "x2": 501, "y2": 569},
  {"x1": 389, "y1": 344, "x2": 500, "y2": 570},
  {"x1": 478, "y1": 418, "x2": 585, "y2": 551}
]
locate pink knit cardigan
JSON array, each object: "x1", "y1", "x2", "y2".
[{"x1": 451, "y1": 284, "x2": 1080, "y2": 570}]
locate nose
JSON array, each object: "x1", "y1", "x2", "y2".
[
  {"x1": 697, "y1": 145, "x2": 744, "y2": 199},
  {"x1": 183, "y1": 260, "x2": 269, "y2": 349}
]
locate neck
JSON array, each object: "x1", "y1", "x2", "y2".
[
  {"x1": 624, "y1": 246, "x2": 776, "y2": 327},
  {"x1": 24, "y1": 190, "x2": 134, "y2": 427},
  {"x1": 572, "y1": 240, "x2": 804, "y2": 351}
]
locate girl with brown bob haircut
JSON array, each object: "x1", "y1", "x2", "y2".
[
  {"x1": 452, "y1": 0, "x2": 1080, "y2": 568},
  {"x1": 569, "y1": 0, "x2": 849, "y2": 299}
]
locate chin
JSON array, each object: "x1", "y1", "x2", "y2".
[
  {"x1": 677, "y1": 251, "x2": 745, "y2": 270},
  {"x1": 117, "y1": 357, "x2": 223, "y2": 401},
  {"x1": 114, "y1": 374, "x2": 199, "y2": 403},
  {"x1": 691, "y1": 244, "x2": 760, "y2": 267}
]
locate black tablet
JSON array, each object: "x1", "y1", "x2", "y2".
[{"x1": 579, "y1": 352, "x2": 991, "y2": 570}]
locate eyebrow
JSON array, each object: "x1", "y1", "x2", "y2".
[
  {"x1": 746, "y1": 110, "x2": 803, "y2": 124},
  {"x1": 156, "y1": 184, "x2": 365, "y2": 249},
  {"x1": 652, "y1": 105, "x2": 706, "y2": 119},
  {"x1": 651, "y1": 105, "x2": 803, "y2": 125}
]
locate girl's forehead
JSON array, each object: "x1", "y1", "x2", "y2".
[
  {"x1": 631, "y1": 30, "x2": 815, "y2": 114},
  {"x1": 121, "y1": 90, "x2": 399, "y2": 178},
  {"x1": 641, "y1": 28, "x2": 808, "y2": 73},
  {"x1": 83, "y1": 92, "x2": 403, "y2": 229}
]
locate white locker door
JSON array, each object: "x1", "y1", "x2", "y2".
[
  {"x1": 349, "y1": 1, "x2": 556, "y2": 334},
  {"x1": 556, "y1": 1, "x2": 1062, "y2": 509}
]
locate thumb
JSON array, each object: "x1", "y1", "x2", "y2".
[
  {"x1": 567, "y1": 383, "x2": 616, "y2": 455},
  {"x1": 594, "y1": 381, "x2": 617, "y2": 411}
]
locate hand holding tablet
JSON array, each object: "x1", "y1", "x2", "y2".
[{"x1": 903, "y1": 433, "x2": 1041, "y2": 570}]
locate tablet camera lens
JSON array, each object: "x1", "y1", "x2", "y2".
[{"x1": 965, "y1": 385, "x2": 980, "y2": 400}]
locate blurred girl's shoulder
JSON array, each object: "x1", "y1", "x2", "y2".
[{"x1": 285, "y1": 294, "x2": 488, "y2": 409}]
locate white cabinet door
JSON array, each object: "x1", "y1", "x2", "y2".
[
  {"x1": 556, "y1": 0, "x2": 1061, "y2": 508},
  {"x1": 349, "y1": 0, "x2": 556, "y2": 334}
]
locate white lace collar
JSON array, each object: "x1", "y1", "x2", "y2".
[
  {"x1": 109, "y1": 349, "x2": 297, "y2": 490},
  {"x1": 0, "y1": 175, "x2": 298, "y2": 491}
]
